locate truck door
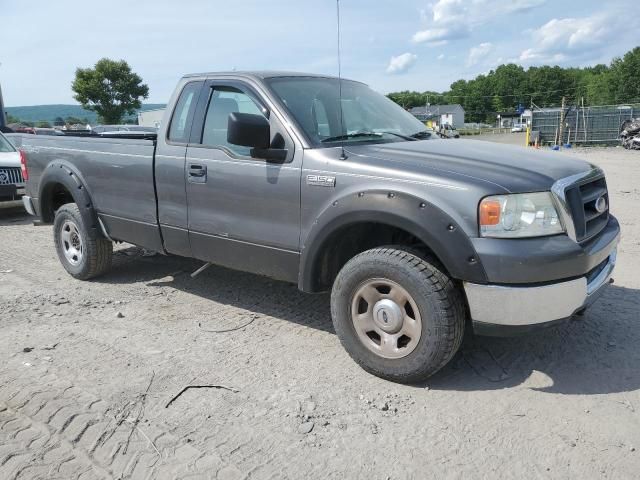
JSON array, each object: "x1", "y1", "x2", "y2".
[
  {"x1": 155, "y1": 80, "x2": 204, "y2": 257},
  {"x1": 184, "y1": 80, "x2": 301, "y2": 282}
]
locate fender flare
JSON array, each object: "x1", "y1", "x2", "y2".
[
  {"x1": 38, "y1": 160, "x2": 101, "y2": 238},
  {"x1": 298, "y1": 190, "x2": 487, "y2": 292}
]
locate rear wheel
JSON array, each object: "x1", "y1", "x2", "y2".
[
  {"x1": 53, "y1": 203, "x2": 112, "y2": 280},
  {"x1": 330, "y1": 247, "x2": 465, "y2": 383}
]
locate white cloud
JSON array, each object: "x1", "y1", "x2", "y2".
[
  {"x1": 467, "y1": 42, "x2": 494, "y2": 66},
  {"x1": 437, "y1": 53, "x2": 445, "y2": 60},
  {"x1": 412, "y1": 0, "x2": 545, "y2": 46},
  {"x1": 500, "y1": 0, "x2": 546, "y2": 14},
  {"x1": 386, "y1": 53, "x2": 418, "y2": 74},
  {"x1": 412, "y1": 26, "x2": 467, "y2": 46},
  {"x1": 518, "y1": 13, "x2": 624, "y2": 65},
  {"x1": 518, "y1": 48, "x2": 567, "y2": 64}
]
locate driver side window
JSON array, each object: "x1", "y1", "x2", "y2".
[{"x1": 201, "y1": 87, "x2": 266, "y2": 156}]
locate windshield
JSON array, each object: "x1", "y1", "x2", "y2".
[
  {"x1": 0, "y1": 132, "x2": 16, "y2": 153},
  {"x1": 266, "y1": 77, "x2": 430, "y2": 147}
]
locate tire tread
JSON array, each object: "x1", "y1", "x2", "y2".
[
  {"x1": 331, "y1": 246, "x2": 465, "y2": 383},
  {"x1": 53, "y1": 204, "x2": 112, "y2": 280}
]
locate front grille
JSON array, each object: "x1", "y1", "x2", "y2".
[
  {"x1": 564, "y1": 176, "x2": 609, "y2": 242},
  {"x1": 0, "y1": 167, "x2": 24, "y2": 186}
]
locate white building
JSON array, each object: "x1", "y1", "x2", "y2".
[{"x1": 409, "y1": 104, "x2": 465, "y2": 128}]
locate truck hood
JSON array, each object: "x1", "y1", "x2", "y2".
[{"x1": 346, "y1": 139, "x2": 592, "y2": 193}]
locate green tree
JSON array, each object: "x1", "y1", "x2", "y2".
[
  {"x1": 385, "y1": 46, "x2": 640, "y2": 118},
  {"x1": 53, "y1": 116, "x2": 65, "y2": 127},
  {"x1": 585, "y1": 70, "x2": 615, "y2": 105},
  {"x1": 386, "y1": 90, "x2": 446, "y2": 109},
  {"x1": 72, "y1": 58, "x2": 149, "y2": 124},
  {"x1": 35, "y1": 121, "x2": 52, "y2": 128},
  {"x1": 491, "y1": 95, "x2": 504, "y2": 115},
  {"x1": 610, "y1": 47, "x2": 640, "y2": 103},
  {"x1": 65, "y1": 116, "x2": 89, "y2": 125}
]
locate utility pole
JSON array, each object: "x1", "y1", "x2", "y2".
[{"x1": 558, "y1": 96, "x2": 566, "y2": 146}]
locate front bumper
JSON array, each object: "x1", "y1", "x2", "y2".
[
  {"x1": 0, "y1": 185, "x2": 25, "y2": 201},
  {"x1": 465, "y1": 235, "x2": 619, "y2": 336}
]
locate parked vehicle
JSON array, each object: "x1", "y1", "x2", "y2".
[
  {"x1": 0, "y1": 131, "x2": 26, "y2": 202},
  {"x1": 511, "y1": 123, "x2": 526, "y2": 133},
  {"x1": 437, "y1": 124, "x2": 460, "y2": 138},
  {"x1": 12, "y1": 126, "x2": 36, "y2": 135},
  {"x1": 34, "y1": 128, "x2": 65, "y2": 136},
  {"x1": 17, "y1": 72, "x2": 620, "y2": 382}
]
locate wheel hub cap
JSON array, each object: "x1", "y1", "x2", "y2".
[
  {"x1": 350, "y1": 278, "x2": 422, "y2": 359},
  {"x1": 60, "y1": 220, "x2": 84, "y2": 265},
  {"x1": 373, "y1": 299, "x2": 403, "y2": 333}
]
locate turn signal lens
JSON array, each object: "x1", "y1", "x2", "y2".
[{"x1": 479, "y1": 199, "x2": 501, "y2": 226}]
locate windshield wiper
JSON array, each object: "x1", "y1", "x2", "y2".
[
  {"x1": 321, "y1": 131, "x2": 416, "y2": 143},
  {"x1": 380, "y1": 131, "x2": 417, "y2": 141},
  {"x1": 321, "y1": 132, "x2": 382, "y2": 143},
  {"x1": 410, "y1": 130, "x2": 433, "y2": 139}
]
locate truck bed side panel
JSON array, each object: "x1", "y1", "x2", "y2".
[{"x1": 22, "y1": 135, "x2": 163, "y2": 251}]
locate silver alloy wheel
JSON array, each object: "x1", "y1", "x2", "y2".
[
  {"x1": 60, "y1": 220, "x2": 84, "y2": 265},
  {"x1": 350, "y1": 278, "x2": 422, "y2": 359}
]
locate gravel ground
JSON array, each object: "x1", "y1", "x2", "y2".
[{"x1": 1, "y1": 142, "x2": 639, "y2": 479}]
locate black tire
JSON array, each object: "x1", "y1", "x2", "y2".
[
  {"x1": 53, "y1": 203, "x2": 113, "y2": 280},
  {"x1": 330, "y1": 247, "x2": 465, "y2": 383}
]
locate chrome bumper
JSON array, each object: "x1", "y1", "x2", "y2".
[
  {"x1": 465, "y1": 246, "x2": 617, "y2": 328},
  {"x1": 22, "y1": 195, "x2": 36, "y2": 215}
]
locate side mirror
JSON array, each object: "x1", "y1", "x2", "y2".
[
  {"x1": 227, "y1": 112, "x2": 270, "y2": 149},
  {"x1": 227, "y1": 112, "x2": 288, "y2": 163}
]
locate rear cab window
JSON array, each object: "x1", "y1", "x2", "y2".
[{"x1": 168, "y1": 81, "x2": 203, "y2": 143}]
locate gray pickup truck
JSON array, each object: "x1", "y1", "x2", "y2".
[{"x1": 17, "y1": 72, "x2": 620, "y2": 383}]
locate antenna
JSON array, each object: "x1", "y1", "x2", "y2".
[{"x1": 336, "y1": 0, "x2": 347, "y2": 160}]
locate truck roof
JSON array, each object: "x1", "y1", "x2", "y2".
[{"x1": 181, "y1": 71, "x2": 365, "y2": 84}]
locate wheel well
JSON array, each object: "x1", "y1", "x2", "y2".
[
  {"x1": 42, "y1": 182, "x2": 75, "y2": 222},
  {"x1": 310, "y1": 222, "x2": 447, "y2": 292}
]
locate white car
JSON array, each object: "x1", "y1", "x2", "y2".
[
  {"x1": 511, "y1": 123, "x2": 526, "y2": 133},
  {"x1": 0, "y1": 131, "x2": 26, "y2": 203}
]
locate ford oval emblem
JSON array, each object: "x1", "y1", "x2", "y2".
[{"x1": 595, "y1": 196, "x2": 607, "y2": 213}]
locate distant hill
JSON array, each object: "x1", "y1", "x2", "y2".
[{"x1": 5, "y1": 104, "x2": 166, "y2": 124}]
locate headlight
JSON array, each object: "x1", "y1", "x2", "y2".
[{"x1": 479, "y1": 192, "x2": 564, "y2": 238}]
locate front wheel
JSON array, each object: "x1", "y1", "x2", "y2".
[
  {"x1": 330, "y1": 247, "x2": 465, "y2": 383},
  {"x1": 53, "y1": 203, "x2": 113, "y2": 280}
]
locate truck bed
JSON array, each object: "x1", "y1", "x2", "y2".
[{"x1": 17, "y1": 133, "x2": 164, "y2": 251}]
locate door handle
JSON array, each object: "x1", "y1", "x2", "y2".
[
  {"x1": 188, "y1": 164, "x2": 207, "y2": 183},
  {"x1": 189, "y1": 164, "x2": 206, "y2": 177}
]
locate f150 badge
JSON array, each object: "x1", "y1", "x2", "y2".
[{"x1": 306, "y1": 174, "x2": 336, "y2": 187}]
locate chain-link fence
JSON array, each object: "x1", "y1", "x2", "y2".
[{"x1": 532, "y1": 104, "x2": 639, "y2": 145}]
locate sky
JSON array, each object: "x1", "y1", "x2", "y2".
[{"x1": 1, "y1": 0, "x2": 638, "y2": 106}]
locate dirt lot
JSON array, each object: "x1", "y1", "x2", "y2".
[{"x1": 1, "y1": 142, "x2": 639, "y2": 479}]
